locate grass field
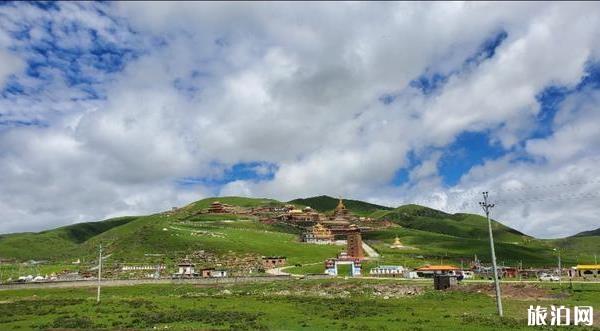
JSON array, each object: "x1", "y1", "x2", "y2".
[{"x1": 0, "y1": 279, "x2": 598, "y2": 330}]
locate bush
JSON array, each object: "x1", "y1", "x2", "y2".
[{"x1": 52, "y1": 316, "x2": 94, "y2": 329}]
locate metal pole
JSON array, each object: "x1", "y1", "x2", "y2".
[
  {"x1": 480, "y1": 192, "x2": 503, "y2": 317},
  {"x1": 558, "y1": 249, "x2": 561, "y2": 285},
  {"x1": 519, "y1": 260, "x2": 522, "y2": 282},
  {"x1": 97, "y1": 244, "x2": 102, "y2": 303}
]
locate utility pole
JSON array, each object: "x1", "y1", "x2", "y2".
[
  {"x1": 97, "y1": 244, "x2": 102, "y2": 303},
  {"x1": 554, "y1": 248, "x2": 562, "y2": 285},
  {"x1": 519, "y1": 260, "x2": 522, "y2": 282},
  {"x1": 480, "y1": 191, "x2": 503, "y2": 317}
]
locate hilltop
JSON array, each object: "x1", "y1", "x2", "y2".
[
  {"x1": 572, "y1": 227, "x2": 600, "y2": 237},
  {"x1": 288, "y1": 195, "x2": 392, "y2": 217},
  {"x1": 373, "y1": 204, "x2": 528, "y2": 243},
  {"x1": 0, "y1": 195, "x2": 598, "y2": 271}
]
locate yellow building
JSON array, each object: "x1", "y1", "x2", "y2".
[
  {"x1": 574, "y1": 265, "x2": 600, "y2": 278},
  {"x1": 302, "y1": 223, "x2": 335, "y2": 244}
]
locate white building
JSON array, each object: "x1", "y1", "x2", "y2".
[
  {"x1": 173, "y1": 260, "x2": 197, "y2": 278},
  {"x1": 122, "y1": 265, "x2": 165, "y2": 271},
  {"x1": 370, "y1": 265, "x2": 405, "y2": 277},
  {"x1": 403, "y1": 271, "x2": 419, "y2": 279},
  {"x1": 200, "y1": 268, "x2": 228, "y2": 278}
]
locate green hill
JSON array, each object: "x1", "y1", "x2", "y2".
[
  {"x1": 0, "y1": 196, "x2": 598, "y2": 273},
  {"x1": 571, "y1": 227, "x2": 600, "y2": 237},
  {"x1": 0, "y1": 217, "x2": 138, "y2": 261},
  {"x1": 0, "y1": 197, "x2": 342, "y2": 265},
  {"x1": 289, "y1": 195, "x2": 392, "y2": 217},
  {"x1": 374, "y1": 204, "x2": 528, "y2": 243}
]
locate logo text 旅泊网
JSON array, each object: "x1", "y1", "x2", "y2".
[{"x1": 528, "y1": 305, "x2": 593, "y2": 326}]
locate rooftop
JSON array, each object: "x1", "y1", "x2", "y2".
[
  {"x1": 575, "y1": 264, "x2": 600, "y2": 270},
  {"x1": 416, "y1": 265, "x2": 460, "y2": 271}
]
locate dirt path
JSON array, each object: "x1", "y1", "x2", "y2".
[{"x1": 266, "y1": 262, "x2": 323, "y2": 277}]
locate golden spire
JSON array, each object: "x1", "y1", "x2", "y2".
[{"x1": 391, "y1": 236, "x2": 404, "y2": 248}]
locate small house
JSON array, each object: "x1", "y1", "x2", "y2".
[
  {"x1": 434, "y1": 274, "x2": 458, "y2": 290},
  {"x1": 262, "y1": 256, "x2": 286, "y2": 268},
  {"x1": 201, "y1": 268, "x2": 228, "y2": 278},
  {"x1": 173, "y1": 260, "x2": 197, "y2": 278}
]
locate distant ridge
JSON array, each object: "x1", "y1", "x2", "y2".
[{"x1": 571, "y1": 227, "x2": 600, "y2": 237}]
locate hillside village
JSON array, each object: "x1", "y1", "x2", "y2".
[{"x1": 1, "y1": 196, "x2": 598, "y2": 285}]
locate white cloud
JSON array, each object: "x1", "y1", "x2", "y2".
[
  {"x1": 0, "y1": 28, "x2": 25, "y2": 87},
  {"x1": 415, "y1": 89, "x2": 600, "y2": 238},
  {"x1": 0, "y1": 2, "x2": 599, "y2": 238}
]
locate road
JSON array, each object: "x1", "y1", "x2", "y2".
[
  {"x1": 362, "y1": 242, "x2": 380, "y2": 258},
  {"x1": 0, "y1": 275, "x2": 294, "y2": 291},
  {"x1": 2, "y1": 275, "x2": 598, "y2": 291}
]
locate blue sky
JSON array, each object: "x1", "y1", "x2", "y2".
[{"x1": 0, "y1": 2, "x2": 599, "y2": 238}]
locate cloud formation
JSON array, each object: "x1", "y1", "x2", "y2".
[{"x1": 0, "y1": 2, "x2": 599, "y2": 237}]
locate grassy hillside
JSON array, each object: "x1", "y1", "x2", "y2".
[
  {"x1": 363, "y1": 226, "x2": 560, "y2": 267},
  {"x1": 374, "y1": 204, "x2": 528, "y2": 243},
  {"x1": 363, "y1": 205, "x2": 599, "y2": 267},
  {"x1": 0, "y1": 217, "x2": 137, "y2": 261},
  {"x1": 1, "y1": 196, "x2": 597, "y2": 271},
  {"x1": 289, "y1": 195, "x2": 392, "y2": 217},
  {"x1": 78, "y1": 213, "x2": 341, "y2": 264},
  {"x1": 0, "y1": 197, "x2": 342, "y2": 268},
  {"x1": 572, "y1": 227, "x2": 600, "y2": 237}
]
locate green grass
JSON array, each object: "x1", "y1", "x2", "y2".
[
  {"x1": 0, "y1": 263, "x2": 80, "y2": 282},
  {"x1": 74, "y1": 214, "x2": 343, "y2": 265},
  {"x1": 1, "y1": 195, "x2": 598, "y2": 273},
  {"x1": 364, "y1": 225, "x2": 581, "y2": 268},
  {"x1": 572, "y1": 227, "x2": 600, "y2": 237},
  {"x1": 375, "y1": 205, "x2": 527, "y2": 243},
  {"x1": 0, "y1": 280, "x2": 598, "y2": 330},
  {"x1": 0, "y1": 217, "x2": 138, "y2": 261}
]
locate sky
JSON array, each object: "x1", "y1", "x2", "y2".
[{"x1": 0, "y1": 2, "x2": 599, "y2": 238}]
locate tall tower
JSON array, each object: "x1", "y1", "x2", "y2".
[{"x1": 346, "y1": 226, "x2": 364, "y2": 258}]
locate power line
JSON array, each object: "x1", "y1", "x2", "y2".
[
  {"x1": 490, "y1": 178, "x2": 600, "y2": 194},
  {"x1": 495, "y1": 191, "x2": 600, "y2": 206},
  {"x1": 408, "y1": 178, "x2": 600, "y2": 208}
]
